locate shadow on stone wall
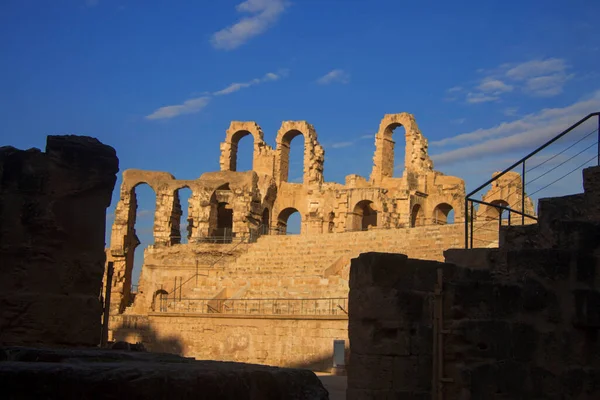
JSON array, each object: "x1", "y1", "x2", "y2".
[
  {"x1": 288, "y1": 347, "x2": 350, "y2": 372},
  {"x1": 111, "y1": 320, "x2": 184, "y2": 356}
]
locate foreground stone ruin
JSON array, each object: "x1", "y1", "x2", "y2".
[
  {"x1": 0, "y1": 347, "x2": 328, "y2": 400},
  {"x1": 107, "y1": 113, "x2": 533, "y2": 370},
  {"x1": 0, "y1": 136, "x2": 118, "y2": 347},
  {"x1": 347, "y1": 166, "x2": 600, "y2": 399}
]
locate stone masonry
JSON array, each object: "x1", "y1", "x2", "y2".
[
  {"x1": 347, "y1": 166, "x2": 600, "y2": 399},
  {"x1": 105, "y1": 112, "x2": 531, "y2": 370},
  {"x1": 0, "y1": 136, "x2": 119, "y2": 347}
]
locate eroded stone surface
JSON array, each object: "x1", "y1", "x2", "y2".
[
  {"x1": 0, "y1": 347, "x2": 329, "y2": 400},
  {"x1": 0, "y1": 135, "x2": 118, "y2": 347}
]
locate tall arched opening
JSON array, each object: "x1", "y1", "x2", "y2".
[
  {"x1": 432, "y1": 203, "x2": 454, "y2": 225},
  {"x1": 151, "y1": 289, "x2": 169, "y2": 312},
  {"x1": 279, "y1": 130, "x2": 305, "y2": 183},
  {"x1": 229, "y1": 130, "x2": 254, "y2": 172},
  {"x1": 277, "y1": 207, "x2": 301, "y2": 235},
  {"x1": 410, "y1": 204, "x2": 424, "y2": 227},
  {"x1": 352, "y1": 200, "x2": 378, "y2": 231},
  {"x1": 130, "y1": 183, "x2": 156, "y2": 302},
  {"x1": 174, "y1": 186, "x2": 193, "y2": 244},
  {"x1": 261, "y1": 208, "x2": 270, "y2": 235}
]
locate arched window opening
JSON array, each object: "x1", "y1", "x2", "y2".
[
  {"x1": 352, "y1": 200, "x2": 378, "y2": 231},
  {"x1": 280, "y1": 130, "x2": 305, "y2": 183},
  {"x1": 151, "y1": 289, "x2": 169, "y2": 312},
  {"x1": 230, "y1": 130, "x2": 254, "y2": 172},
  {"x1": 328, "y1": 212, "x2": 335, "y2": 233},
  {"x1": 215, "y1": 202, "x2": 234, "y2": 239},
  {"x1": 277, "y1": 207, "x2": 301, "y2": 235},
  {"x1": 382, "y1": 123, "x2": 406, "y2": 178},
  {"x1": 410, "y1": 204, "x2": 424, "y2": 227},
  {"x1": 261, "y1": 208, "x2": 270, "y2": 235},
  {"x1": 130, "y1": 183, "x2": 156, "y2": 306},
  {"x1": 432, "y1": 203, "x2": 454, "y2": 225},
  {"x1": 486, "y1": 199, "x2": 510, "y2": 224},
  {"x1": 173, "y1": 187, "x2": 193, "y2": 244}
]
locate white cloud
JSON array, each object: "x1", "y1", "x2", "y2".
[
  {"x1": 505, "y1": 58, "x2": 567, "y2": 81},
  {"x1": 146, "y1": 70, "x2": 286, "y2": 120},
  {"x1": 477, "y1": 78, "x2": 513, "y2": 95},
  {"x1": 214, "y1": 71, "x2": 282, "y2": 96},
  {"x1": 360, "y1": 134, "x2": 374, "y2": 139},
  {"x1": 451, "y1": 118, "x2": 466, "y2": 125},
  {"x1": 466, "y1": 92, "x2": 499, "y2": 104},
  {"x1": 317, "y1": 69, "x2": 350, "y2": 85},
  {"x1": 145, "y1": 97, "x2": 210, "y2": 120},
  {"x1": 448, "y1": 57, "x2": 573, "y2": 103},
  {"x1": 504, "y1": 107, "x2": 519, "y2": 116},
  {"x1": 211, "y1": 0, "x2": 290, "y2": 50},
  {"x1": 330, "y1": 141, "x2": 354, "y2": 149},
  {"x1": 431, "y1": 90, "x2": 600, "y2": 165}
]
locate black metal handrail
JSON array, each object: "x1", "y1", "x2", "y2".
[
  {"x1": 464, "y1": 112, "x2": 600, "y2": 248},
  {"x1": 157, "y1": 296, "x2": 349, "y2": 316}
]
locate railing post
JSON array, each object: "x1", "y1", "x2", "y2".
[
  {"x1": 521, "y1": 161, "x2": 526, "y2": 225},
  {"x1": 597, "y1": 114, "x2": 600, "y2": 166},
  {"x1": 470, "y1": 202, "x2": 474, "y2": 249},
  {"x1": 464, "y1": 198, "x2": 469, "y2": 249}
]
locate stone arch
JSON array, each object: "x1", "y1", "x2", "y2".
[
  {"x1": 370, "y1": 113, "x2": 433, "y2": 184},
  {"x1": 410, "y1": 203, "x2": 425, "y2": 227},
  {"x1": 432, "y1": 203, "x2": 454, "y2": 225},
  {"x1": 275, "y1": 121, "x2": 324, "y2": 185},
  {"x1": 352, "y1": 200, "x2": 378, "y2": 231},
  {"x1": 151, "y1": 289, "x2": 169, "y2": 312},
  {"x1": 485, "y1": 199, "x2": 510, "y2": 221},
  {"x1": 220, "y1": 122, "x2": 268, "y2": 172},
  {"x1": 277, "y1": 207, "x2": 302, "y2": 234},
  {"x1": 207, "y1": 183, "x2": 234, "y2": 240}
]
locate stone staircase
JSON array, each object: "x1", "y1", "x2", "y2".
[{"x1": 177, "y1": 219, "x2": 498, "y2": 302}]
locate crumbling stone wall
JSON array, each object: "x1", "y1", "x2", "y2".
[
  {"x1": 0, "y1": 135, "x2": 118, "y2": 347},
  {"x1": 347, "y1": 166, "x2": 600, "y2": 399}
]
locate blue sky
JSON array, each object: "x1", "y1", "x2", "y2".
[{"x1": 2, "y1": 0, "x2": 600, "y2": 283}]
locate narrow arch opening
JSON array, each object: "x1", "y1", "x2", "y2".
[
  {"x1": 382, "y1": 123, "x2": 406, "y2": 178},
  {"x1": 130, "y1": 183, "x2": 156, "y2": 299},
  {"x1": 231, "y1": 130, "x2": 254, "y2": 172},
  {"x1": 151, "y1": 289, "x2": 169, "y2": 312},
  {"x1": 172, "y1": 187, "x2": 193, "y2": 244},
  {"x1": 328, "y1": 211, "x2": 335, "y2": 233},
  {"x1": 216, "y1": 202, "x2": 233, "y2": 238},
  {"x1": 352, "y1": 200, "x2": 378, "y2": 231},
  {"x1": 277, "y1": 207, "x2": 301, "y2": 235},
  {"x1": 261, "y1": 208, "x2": 270, "y2": 235},
  {"x1": 486, "y1": 199, "x2": 510, "y2": 224},
  {"x1": 410, "y1": 203, "x2": 424, "y2": 227},
  {"x1": 280, "y1": 130, "x2": 305, "y2": 183},
  {"x1": 432, "y1": 203, "x2": 454, "y2": 225}
]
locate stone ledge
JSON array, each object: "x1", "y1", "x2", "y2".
[
  {"x1": 147, "y1": 312, "x2": 349, "y2": 321},
  {"x1": 0, "y1": 347, "x2": 329, "y2": 400}
]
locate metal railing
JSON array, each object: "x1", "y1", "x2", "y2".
[
  {"x1": 158, "y1": 297, "x2": 348, "y2": 316},
  {"x1": 465, "y1": 112, "x2": 600, "y2": 248}
]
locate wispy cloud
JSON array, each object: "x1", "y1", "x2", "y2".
[
  {"x1": 211, "y1": 0, "x2": 290, "y2": 50},
  {"x1": 447, "y1": 58, "x2": 573, "y2": 104},
  {"x1": 317, "y1": 69, "x2": 350, "y2": 85},
  {"x1": 214, "y1": 71, "x2": 284, "y2": 96},
  {"x1": 145, "y1": 70, "x2": 286, "y2": 120},
  {"x1": 360, "y1": 134, "x2": 374, "y2": 139},
  {"x1": 330, "y1": 141, "x2": 354, "y2": 149},
  {"x1": 451, "y1": 118, "x2": 466, "y2": 125},
  {"x1": 146, "y1": 97, "x2": 211, "y2": 120},
  {"x1": 85, "y1": 0, "x2": 99, "y2": 7},
  {"x1": 504, "y1": 107, "x2": 519, "y2": 117},
  {"x1": 431, "y1": 90, "x2": 600, "y2": 165},
  {"x1": 137, "y1": 209, "x2": 154, "y2": 218}
]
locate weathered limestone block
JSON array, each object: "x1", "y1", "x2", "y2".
[
  {"x1": 0, "y1": 135, "x2": 118, "y2": 347},
  {"x1": 0, "y1": 347, "x2": 329, "y2": 400}
]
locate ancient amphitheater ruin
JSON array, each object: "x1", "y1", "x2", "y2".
[{"x1": 105, "y1": 112, "x2": 534, "y2": 370}]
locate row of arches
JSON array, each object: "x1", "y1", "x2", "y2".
[{"x1": 225, "y1": 128, "x2": 307, "y2": 183}]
